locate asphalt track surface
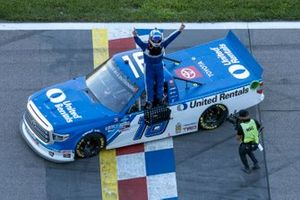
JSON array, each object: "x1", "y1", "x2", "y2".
[{"x1": 0, "y1": 28, "x2": 299, "y2": 200}]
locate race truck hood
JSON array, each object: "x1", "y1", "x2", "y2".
[{"x1": 31, "y1": 77, "x2": 115, "y2": 131}]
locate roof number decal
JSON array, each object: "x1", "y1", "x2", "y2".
[{"x1": 122, "y1": 51, "x2": 144, "y2": 79}]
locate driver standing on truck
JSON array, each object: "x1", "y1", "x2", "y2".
[{"x1": 132, "y1": 23, "x2": 185, "y2": 109}]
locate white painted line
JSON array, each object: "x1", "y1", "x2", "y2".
[
  {"x1": 248, "y1": 22, "x2": 300, "y2": 29},
  {"x1": 0, "y1": 22, "x2": 300, "y2": 30}
]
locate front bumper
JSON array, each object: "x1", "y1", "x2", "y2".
[{"x1": 20, "y1": 117, "x2": 75, "y2": 163}]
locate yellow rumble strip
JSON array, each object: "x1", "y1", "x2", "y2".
[
  {"x1": 92, "y1": 29, "x2": 109, "y2": 67},
  {"x1": 92, "y1": 28, "x2": 119, "y2": 200}
]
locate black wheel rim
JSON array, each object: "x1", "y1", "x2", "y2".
[
  {"x1": 202, "y1": 105, "x2": 227, "y2": 129},
  {"x1": 78, "y1": 137, "x2": 101, "y2": 158}
]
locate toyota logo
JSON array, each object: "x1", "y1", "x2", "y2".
[
  {"x1": 31, "y1": 120, "x2": 37, "y2": 127},
  {"x1": 180, "y1": 68, "x2": 196, "y2": 79}
]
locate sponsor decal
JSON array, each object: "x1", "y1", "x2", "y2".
[
  {"x1": 105, "y1": 122, "x2": 130, "y2": 133},
  {"x1": 46, "y1": 88, "x2": 66, "y2": 103},
  {"x1": 190, "y1": 95, "x2": 218, "y2": 108},
  {"x1": 228, "y1": 64, "x2": 250, "y2": 80},
  {"x1": 219, "y1": 87, "x2": 249, "y2": 101},
  {"x1": 109, "y1": 64, "x2": 137, "y2": 92},
  {"x1": 105, "y1": 124, "x2": 118, "y2": 132},
  {"x1": 210, "y1": 44, "x2": 250, "y2": 79},
  {"x1": 175, "y1": 122, "x2": 182, "y2": 133},
  {"x1": 177, "y1": 103, "x2": 188, "y2": 111},
  {"x1": 120, "y1": 121, "x2": 131, "y2": 131},
  {"x1": 210, "y1": 44, "x2": 239, "y2": 66},
  {"x1": 189, "y1": 87, "x2": 249, "y2": 109},
  {"x1": 175, "y1": 66, "x2": 202, "y2": 80},
  {"x1": 46, "y1": 88, "x2": 82, "y2": 123},
  {"x1": 197, "y1": 61, "x2": 214, "y2": 78},
  {"x1": 183, "y1": 122, "x2": 197, "y2": 126},
  {"x1": 183, "y1": 123, "x2": 197, "y2": 132}
]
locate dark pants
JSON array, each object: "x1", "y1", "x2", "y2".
[{"x1": 239, "y1": 143, "x2": 258, "y2": 169}]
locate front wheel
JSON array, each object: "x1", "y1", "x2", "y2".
[
  {"x1": 199, "y1": 104, "x2": 228, "y2": 130},
  {"x1": 75, "y1": 133, "x2": 106, "y2": 159}
]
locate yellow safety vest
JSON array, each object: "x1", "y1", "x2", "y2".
[{"x1": 241, "y1": 119, "x2": 259, "y2": 144}]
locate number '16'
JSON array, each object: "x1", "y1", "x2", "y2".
[
  {"x1": 122, "y1": 52, "x2": 144, "y2": 79},
  {"x1": 133, "y1": 117, "x2": 169, "y2": 140}
]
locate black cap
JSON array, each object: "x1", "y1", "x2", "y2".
[{"x1": 239, "y1": 110, "x2": 249, "y2": 118}]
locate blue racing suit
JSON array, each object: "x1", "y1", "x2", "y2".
[{"x1": 134, "y1": 30, "x2": 182, "y2": 103}]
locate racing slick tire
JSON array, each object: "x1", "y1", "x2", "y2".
[
  {"x1": 75, "y1": 133, "x2": 106, "y2": 159},
  {"x1": 199, "y1": 104, "x2": 228, "y2": 130}
]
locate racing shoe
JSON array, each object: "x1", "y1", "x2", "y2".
[{"x1": 252, "y1": 163, "x2": 260, "y2": 170}]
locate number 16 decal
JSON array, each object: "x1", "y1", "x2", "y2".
[{"x1": 133, "y1": 117, "x2": 169, "y2": 140}]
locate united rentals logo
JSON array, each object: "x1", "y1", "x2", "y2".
[
  {"x1": 46, "y1": 88, "x2": 82, "y2": 123},
  {"x1": 189, "y1": 87, "x2": 249, "y2": 109},
  {"x1": 228, "y1": 64, "x2": 250, "y2": 79},
  {"x1": 177, "y1": 103, "x2": 188, "y2": 111},
  {"x1": 210, "y1": 44, "x2": 250, "y2": 79}
]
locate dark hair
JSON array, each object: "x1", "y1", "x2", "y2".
[{"x1": 239, "y1": 109, "x2": 249, "y2": 118}]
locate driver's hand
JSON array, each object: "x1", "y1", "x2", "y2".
[
  {"x1": 179, "y1": 23, "x2": 185, "y2": 32},
  {"x1": 132, "y1": 28, "x2": 137, "y2": 37}
]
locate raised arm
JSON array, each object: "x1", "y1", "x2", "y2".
[
  {"x1": 163, "y1": 23, "x2": 185, "y2": 48},
  {"x1": 133, "y1": 28, "x2": 147, "y2": 51}
]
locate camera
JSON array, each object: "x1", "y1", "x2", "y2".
[{"x1": 227, "y1": 114, "x2": 240, "y2": 130}]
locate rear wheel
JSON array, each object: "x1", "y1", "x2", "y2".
[
  {"x1": 75, "y1": 133, "x2": 106, "y2": 159},
  {"x1": 199, "y1": 104, "x2": 228, "y2": 130}
]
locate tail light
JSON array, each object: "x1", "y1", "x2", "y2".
[
  {"x1": 256, "y1": 81, "x2": 264, "y2": 94},
  {"x1": 250, "y1": 80, "x2": 264, "y2": 94},
  {"x1": 256, "y1": 89, "x2": 263, "y2": 94},
  {"x1": 259, "y1": 82, "x2": 264, "y2": 87}
]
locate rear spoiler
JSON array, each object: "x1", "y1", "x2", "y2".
[{"x1": 226, "y1": 31, "x2": 263, "y2": 77}]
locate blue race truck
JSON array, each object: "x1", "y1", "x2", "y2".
[{"x1": 20, "y1": 31, "x2": 264, "y2": 162}]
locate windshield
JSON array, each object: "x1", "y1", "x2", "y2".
[{"x1": 86, "y1": 59, "x2": 138, "y2": 112}]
